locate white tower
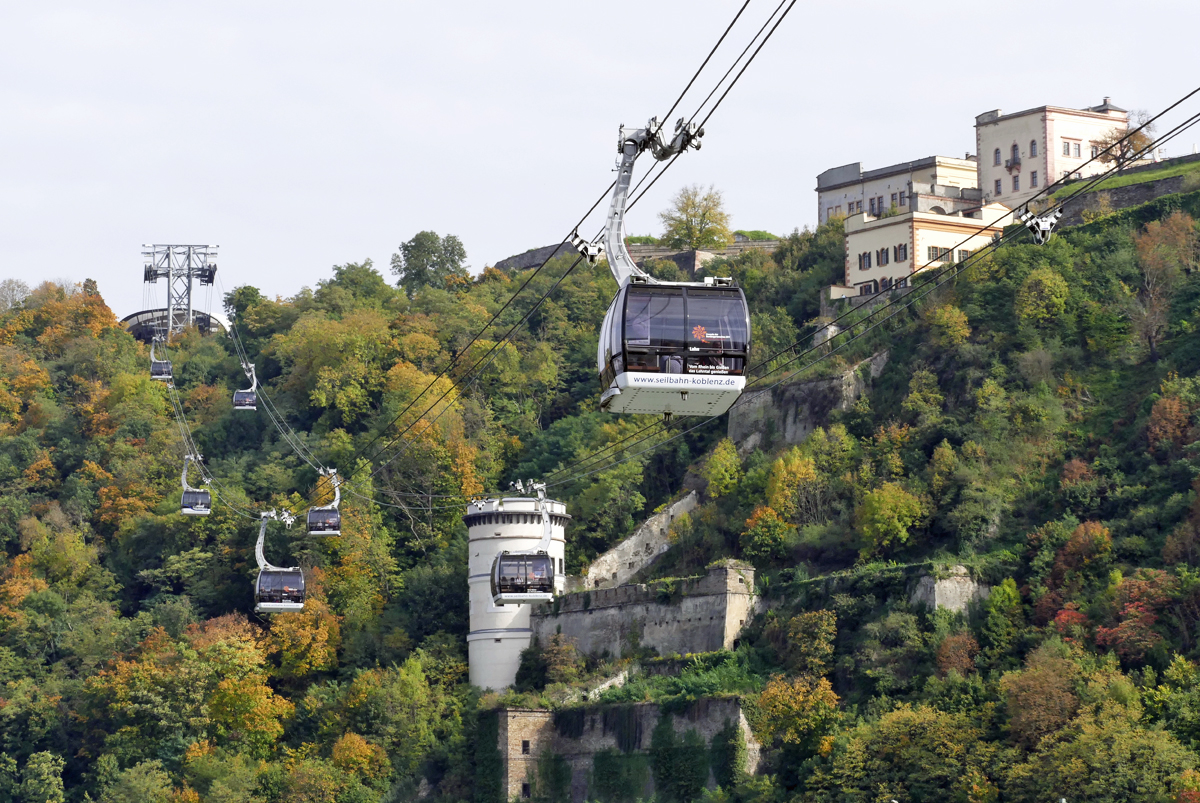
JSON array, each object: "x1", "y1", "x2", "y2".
[{"x1": 465, "y1": 493, "x2": 569, "y2": 690}]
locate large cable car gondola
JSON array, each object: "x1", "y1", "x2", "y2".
[
  {"x1": 233, "y1": 362, "x2": 257, "y2": 411},
  {"x1": 150, "y1": 338, "x2": 172, "y2": 382},
  {"x1": 254, "y1": 511, "x2": 305, "y2": 613},
  {"x1": 585, "y1": 117, "x2": 750, "y2": 417},
  {"x1": 306, "y1": 468, "x2": 341, "y2": 535},
  {"x1": 490, "y1": 482, "x2": 556, "y2": 605},
  {"x1": 180, "y1": 454, "x2": 212, "y2": 516}
]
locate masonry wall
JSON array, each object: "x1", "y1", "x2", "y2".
[
  {"x1": 581, "y1": 491, "x2": 698, "y2": 590},
  {"x1": 531, "y1": 562, "x2": 755, "y2": 659},
  {"x1": 727, "y1": 351, "x2": 888, "y2": 454},
  {"x1": 497, "y1": 699, "x2": 761, "y2": 803}
]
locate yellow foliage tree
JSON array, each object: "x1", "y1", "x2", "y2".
[{"x1": 753, "y1": 675, "x2": 839, "y2": 747}]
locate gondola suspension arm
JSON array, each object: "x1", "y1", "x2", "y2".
[{"x1": 600, "y1": 117, "x2": 703, "y2": 286}]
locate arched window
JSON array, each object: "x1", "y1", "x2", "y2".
[
  {"x1": 1030, "y1": 139, "x2": 1038, "y2": 157},
  {"x1": 1012, "y1": 143, "x2": 1020, "y2": 162},
  {"x1": 993, "y1": 148, "x2": 1001, "y2": 166}
]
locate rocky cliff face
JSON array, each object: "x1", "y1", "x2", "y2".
[{"x1": 728, "y1": 351, "x2": 888, "y2": 453}]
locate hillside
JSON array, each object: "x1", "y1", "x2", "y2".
[{"x1": 2, "y1": 189, "x2": 1200, "y2": 801}]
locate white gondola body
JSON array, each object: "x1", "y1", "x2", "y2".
[{"x1": 597, "y1": 281, "x2": 749, "y2": 416}]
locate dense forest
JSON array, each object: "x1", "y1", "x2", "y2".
[{"x1": 3, "y1": 186, "x2": 1200, "y2": 802}]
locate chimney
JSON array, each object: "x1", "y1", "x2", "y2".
[{"x1": 1103, "y1": 96, "x2": 1111, "y2": 105}]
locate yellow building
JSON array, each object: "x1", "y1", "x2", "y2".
[
  {"x1": 816, "y1": 155, "x2": 979, "y2": 226},
  {"x1": 976, "y1": 98, "x2": 1128, "y2": 210},
  {"x1": 829, "y1": 201, "x2": 1010, "y2": 300}
]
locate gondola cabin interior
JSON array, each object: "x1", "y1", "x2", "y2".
[
  {"x1": 598, "y1": 279, "x2": 749, "y2": 416},
  {"x1": 254, "y1": 568, "x2": 305, "y2": 613},
  {"x1": 490, "y1": 551, "x2": 554, "y2": 605}
]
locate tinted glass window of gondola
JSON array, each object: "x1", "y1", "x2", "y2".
[
  {"x1": 233, "y1": 391, "x2": 256, "y2": 408},
  {"x1": 496, "y1": 555, "x2": 553, "y2": 593},
  {"x1": 687, "y1": 291, "x2": 748, "y2": 352},
  {"x1": 258, "y1": 570, "x2": 304, "y2": 601},
  {"x1": 625, "y1": 289, "x2": 685, "y2": 349},
  {"x1": 182, "y1": 490, "x2": 210, "y2": 509},
  {"x1": 308, "y1": 509, "x2": 340, "y2": 531}
]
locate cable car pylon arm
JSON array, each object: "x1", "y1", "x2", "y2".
[{"x1": 602, "y1": 117, "x2": 704, "y2": 286}]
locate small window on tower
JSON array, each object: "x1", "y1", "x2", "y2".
[
  {"x1": 522, "y1": 740, "x2": 530, "y2": 755},
  {"x1": 522, "y1": 784, "x2": 531, "y2": 799}
]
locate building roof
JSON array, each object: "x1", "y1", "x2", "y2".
[
  {"x1": 816, "y1": 155, "x2": 977, "y2": 192},
  {"x1": 976, "y1": 99, "x2": 1128, "y2": 126}
]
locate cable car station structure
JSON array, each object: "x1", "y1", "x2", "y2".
[{"x1": 465, "y1": 483, "x2": 569, "y2": 690}]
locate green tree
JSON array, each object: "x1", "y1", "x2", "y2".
[
  {"x1": 855, "y1": 482, "x2": 924, "y2": 557},
  {"x1": 98, "y1": 761, "x2": 173, "y2": 803},
  {"x1": 18, "y1": 752, "x2": 64, "y2": 803},
  {"x1": 703, "y1": 439, "x2": 742, "y2": 499},
  {"x1": 1014, "y1": 267, "x2": 1069, "y2": 329},
  {"x1": 658, "y1": 185, "x2": 734, "y2": 250},
  {"x1": 391, "y1": 231, "x2": 469, "y2": 295},
  {"x1": 740, "y1": 506, "x2": 794, "y2": 563}
]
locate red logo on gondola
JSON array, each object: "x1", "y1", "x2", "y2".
[{"x1": 692, "y1": 324, "x2": 710, "y2": 343}]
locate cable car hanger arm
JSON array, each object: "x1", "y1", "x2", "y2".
[{"x1": 596, "y1": 117, "x2": 703, "y2": 286}]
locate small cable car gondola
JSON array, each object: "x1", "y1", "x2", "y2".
[
  {"x1": 254, "y1": 511, "x2": 304, "y2": 613},
  {"x1": 233, "y1": 362, "x2": 257, "y2": 411},
  {"x1": 489, "y1": 483, "x2": 558, "y2": 606},
  {"x1": 150, "y1": 338, "x2": 172, "y2": 382},
  {"x1": 583, "y1": 117, "x2": 750, "y2": 417},
  {"x1": 306, "y1": 468, "x2": 341, "y2": 535},
  {"x1": 180, "y1": 454, "x2": 212, "y2": 516}
]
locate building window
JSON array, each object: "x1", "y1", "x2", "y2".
[
  {"x1": 927, "y1": 246, "x2": 951, "y2": 262},
  {"x1": 835, "y1": 204, "x2": 842, "y2": 215},
  {"x1": 522, "y1": 784, "x2": 531, "y2": 799},
  {"x1": 869, "y1": 197, "x2": 876, "y2": 215},
  {"x1": 1012, "y1": 143, "x2": 1020, "y2": 162},
  {"x1": 993, "y1": 148, "x2": 1001, "y2": 166},
  {"x1": 1091, "y1": 144, "x2": 1099, "y2": 158},
  {"x1": 522, "y1": 740, "x2": 531, "y2": 755},
  {"x1": 1030, "y1": 170, "x2": 1038, "y2": 188},
  {"x1": 1063, "y1": 141, "x2": 1071, "y2": 156},
  {"x1": 878, "y1": 248, "x2": 889, "y2": 266},
  {"x1": 994, "y1": 179, "x2": 1002, "y2": 195},
  {"x1": 896, "y1": 243, "x2": 908, "y2": 261},
  {"x1": 894, "y1": 277, "x2": 908, "y2": 289},
  {"x1": 1073, "y1": 142, "x2": 1081, "y2": 158},
  {"x1": 958, "y1": 249, "x2": 972, "y2": 262},
  {"x1": 826, "y1": 207, "x2": 833, "y2": 220},
  {"x1": 858, "y1": 282, "x2": 876, "y2": 296},
  {"x1": 899, "y1": 191, "x2": 907, "y2": 206},
  {"x1": 855, "y1": 200, "x2": 862, "y2": 213},
  {"x1": 1030, "y1": 139, "x2": 1038, "y2": 157},
  {"x1": 880, "y1": 276, "x2": 893, "y2": 290},
  {"x1": 891, "y1": 192, "x2": 897, "y2": 206},
  {"x1": 1012, "y1": 174, "x2": 1020, "y2": 192}
]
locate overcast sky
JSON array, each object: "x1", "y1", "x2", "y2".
[{"x1": 3, "y1": 0, "x2": 1199, "y2": 318}]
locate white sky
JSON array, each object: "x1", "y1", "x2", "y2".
[{"x1": 3, "y1": 0, "x2": 1199, "y2": 318}]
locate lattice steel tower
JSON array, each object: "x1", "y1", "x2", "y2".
[{"x1": 141, "y1": 244, "x2": 218, "y2": 338}]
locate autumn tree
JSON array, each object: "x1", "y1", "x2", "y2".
[
  {"x1": 926, "y1": 304, "x2": 970, "y2": 347},
  {"x1": 658, "y1": 184, "x2": 734, "y2": 250},
  {"x1": 1093, "y1": 111, "x2": 1155, "y2": 172},
  {"x1": 753, "y1": 675, "x2": 839, "y2": 749},
  {"x1": 783, "y1": 610, "x2": 837, "y2": 675},
  {"x1": 740, "y1": 506, "x2": 794, "y2": 563},
  {"x1": 1131, "y1": 211, "x2": 1196, "y2": 361}
]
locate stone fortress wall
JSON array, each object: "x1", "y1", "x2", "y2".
[
  {"x1": 531, "y1": 560, "x2": 755, "y2": 659},
  {"x1": 497, "y1": 699, "x2": 761, "y2": 803},
  {"x1": 575, "y1": 491, "x2": 698, "y2": 591}
]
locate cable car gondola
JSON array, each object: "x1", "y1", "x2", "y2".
[
  {"x1": 180, "y1": 454, "x2": 212, "y2": 516},
  {"x1": 489, "y1": 482, "x2": 557, "y2": 606},
  {"x1": 254, "y1": 511, "x2": 305, "y2": 613},
  {"x1": 150, "y1": 338, "x2": 172, "y2": 382},
  {"x1": 585, "y1": 117, "x2": 750, "y2": 417},
  {"x1": 306, "y1": 468, "x2": 341, "y2": 535},
  {"x1": 233, "y1": 362, "x2": 257, "y2": 411}
]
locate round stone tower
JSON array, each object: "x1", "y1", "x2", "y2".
[{"x1": 465, "y1": 493, "x2": 569, "y2": 690}]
